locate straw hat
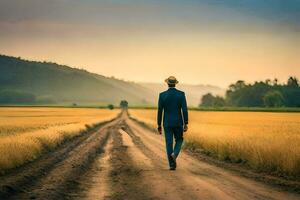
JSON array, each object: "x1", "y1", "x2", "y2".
[{"x1": 165, "y1": 76, "x2": 179, "y2": 84}]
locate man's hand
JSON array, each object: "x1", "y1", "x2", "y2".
[
  {"x1": 157, "y1": 126, "x2": 162, "y2": 134},
  {"x1": 183, "y1": 124, "x2": 188, "y2": 132}
]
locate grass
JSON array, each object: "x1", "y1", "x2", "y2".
[
  {"x1": 129, "y1": 109, "x2": 300, "y2": 178},
  {"x1": 0, "y1": 107, "x2": 119, "y2": 173}
]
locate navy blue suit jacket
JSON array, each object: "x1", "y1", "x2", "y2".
[{"x1": 157, "y1": 88, "x2": 188, "y2": 127}]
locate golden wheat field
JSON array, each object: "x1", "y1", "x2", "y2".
[
  {"x1": 129, "y1": 109, "x2": 300, "y2": 177},
  {"x1": 0, "y1": 107, "x2": 119, "y2": 173}
]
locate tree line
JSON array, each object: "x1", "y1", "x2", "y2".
[{"x1": 200, "y1": 77, "x2": 300, "y2": 107}]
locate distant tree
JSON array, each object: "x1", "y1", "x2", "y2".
[
  {"x1": 287, "y1": 77, "x2": 299, "y2": 88},
  {"x1": 72, "y1": 103, "x2": 77, "y2": 107},
  {"x1": 227, "y1": 80, "x2": 246, "y2": 98},
  {"x1": 213, "y1": 96, "x2": 226, "y2": 107},
  {"x1": 226, "y1": 80, "x2": 248, "y2": 106},
  {"x1": 120, "y1": 100, "x2": 128, "y2": 109},
  {"x1": 107, "y1": 104, "x2": 114, "y2": 110},
  {"x1": 200, "y1": 93, "x2": 215, "y2": 107},
  {"x1": 273, "y1": 78, "x2": 278, "y2": 86},
  {"x1": 265, "y1": 79, "x2": 271, "y2": 86},
  {"x1": 282, "y1": 77, "x2": 300, "y2": 107},
  {"x1": 200, "y1": 93, "x2": 225, "y2": 107},
  {"x1": 226, "y1": 80, "x2": 272, "y2": 107},
  {"x1": 263, "y1": 91, "x2": 284, "y2": 107}
]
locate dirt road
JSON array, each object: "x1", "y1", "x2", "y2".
[{"x1": 0, "y1": 111, "x2": 299, "y2": 200}]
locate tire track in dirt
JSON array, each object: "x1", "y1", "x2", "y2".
[
  {"x1": 108, "y1": 125, "x2": 155, "y2": 200},
  {"x1": 120, "y1": 126, "x2": 202, "y2": 200},
  {"x1": 0, "y1": 120, "x2": 110, "y2": 199},
  {"x1": 0, "y1": 117, "x2": 120, "y2": 200},
  {"x1": 71, "y1": 120, "x2": 157, "y2": 200},
  {"x1": 72, "y1": 134, "x2": 114, "y2": 200}
]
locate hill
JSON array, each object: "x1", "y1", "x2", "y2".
[{"x1": 0, "y1": 55, "x2": 155, "y2": 105}]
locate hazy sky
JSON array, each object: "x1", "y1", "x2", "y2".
[{"x1": 0, "y1": 0, "x2": 299, "y2": 87}]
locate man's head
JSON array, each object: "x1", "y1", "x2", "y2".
[{"x1": 165, "y1": 76, "x2": 178, "y2": 88}]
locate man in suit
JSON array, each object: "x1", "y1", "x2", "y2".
[{"x1": 157, "y1": 76, "x2": 188, "y2": 170}]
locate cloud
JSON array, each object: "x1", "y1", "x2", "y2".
[{"x1": 1, "y1": 0, "x2": 299, "y2": 28}]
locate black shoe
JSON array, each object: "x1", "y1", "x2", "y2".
[
  {"x1": 171, "y1": 153, "x2": 177, "y2": 168},
  {"x1": 169, "y1": 166, "x2": 176, "y2": 170}
]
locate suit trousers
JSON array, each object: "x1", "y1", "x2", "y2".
[{"x1": 164, "y1": 126, "x2": 184, "y2": 167}]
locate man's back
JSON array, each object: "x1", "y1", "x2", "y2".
[{"x1": 157, "y1": 88, "x2": 188, "y2": 127}]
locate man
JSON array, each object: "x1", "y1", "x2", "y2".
[{"x1": 157, "y1": 76, "x2": 188, "y2": 170}]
